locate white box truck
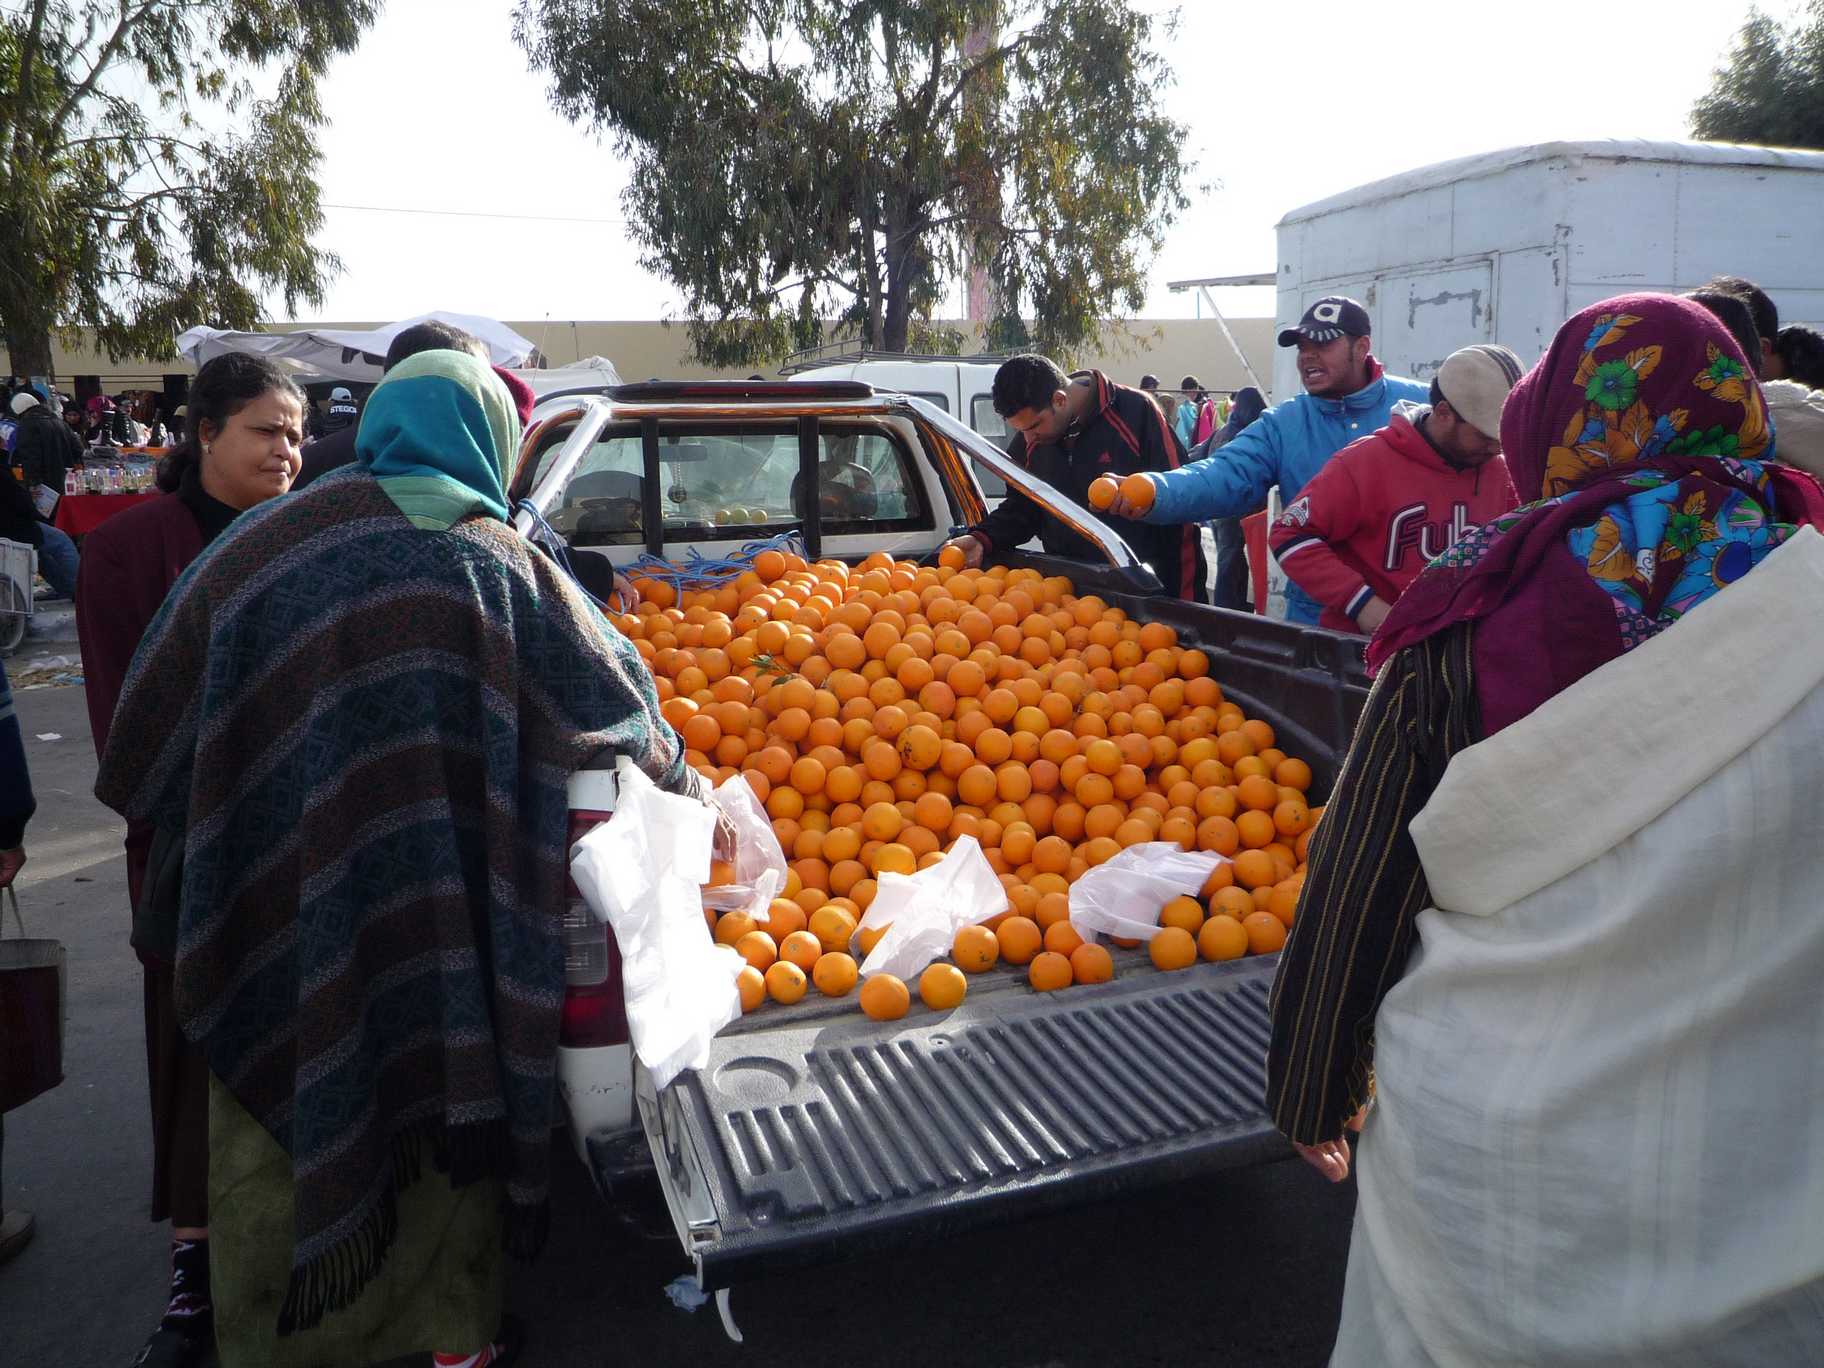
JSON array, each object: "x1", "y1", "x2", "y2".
[{"x1": 1272, "y1": 139, "x2": 1824, "y2": 396}]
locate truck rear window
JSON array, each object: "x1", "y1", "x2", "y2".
[{"x1": 531, "y1": 420, "x2": 933, "y2": 547}]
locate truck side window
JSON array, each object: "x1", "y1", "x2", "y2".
[
  {"x1": 969, "y1": 395, "x2": 1010, "y2": 500},
  {"x1": 548, "y1": 432, "x2": 646, "y2": 543}
]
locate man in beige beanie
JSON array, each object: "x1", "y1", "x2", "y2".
[{"x1": 1269, "y1": 343, "x2": 1524, "y2": 634}]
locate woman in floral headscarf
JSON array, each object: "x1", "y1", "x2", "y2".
[{"x1": 1267, "y1": 295, "x2": 1824, "y2": 1366}]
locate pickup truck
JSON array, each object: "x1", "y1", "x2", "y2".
[{"x1": 504, "y1": 379, "x2": 1369, "y2": 1327}]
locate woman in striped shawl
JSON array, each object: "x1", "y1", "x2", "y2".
[{"x1": 97, "y1": 350, "x2": 709, "y2": 1368}]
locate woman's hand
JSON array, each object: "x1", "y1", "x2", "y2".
[{"x1": 1293, "y1": 1137, "x2": 1352, "y2": 1184}]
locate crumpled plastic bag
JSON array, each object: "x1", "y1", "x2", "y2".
[
  {"x1": 853, "y1": 835, "x2": 1005, "y2": 981},
  {"x1": 1069, "y1": 843, "x2": 1224, "y2": 944},
  {"x1": 700, "y1": 775, "x2": 787, "y2": 919},
  {"x1": 568, "y1": 765, "x2": 742, "y2": 1091}
]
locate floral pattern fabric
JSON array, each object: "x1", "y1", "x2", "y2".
[{"x1": 1367, "y1": 294, "x2": 1824, "y2": 734}]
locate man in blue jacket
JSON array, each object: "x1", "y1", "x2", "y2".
[{"x1": 1107, "y1": 297, "x2": 1427, "y2": 624}]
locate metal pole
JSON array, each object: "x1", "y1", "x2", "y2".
[{"x1": 1201, "y1": 286, "x2": 1266, "y2": 397}]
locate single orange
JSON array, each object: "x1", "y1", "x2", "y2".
[
  {"x1": 1242, "y1": 911, "x2": 1288, "y2": 954},
  {"x1": 1043, "y1": 920, "x2": 1085, "y2": 958},
  {"x1": 713, "y1": 911, "x2": 758, "y2": 947},
  {"x1": 737, "y1": 965, "x2": 766, "y2": 1012},
  {"x1": 1159, "y1": 895, "x2": 1205, "y2": 936},
  {"x1": 1087, "y1": 474, "x2": 1119, "y2": 510},
  {"x1": 859, "y1": 973, "x2": 911, "y2": 1020},
  {"x1": 1235, "y1": 809, "x2": 1277, "y2": 850},
  {"x1": 1148, "y1": 926, "x2": 1197, "y2": 971},
  {"x1": 1069, "y1": 942, "x2": 1115, "y2": 984},
  {"x1": 953, "y1": 924, "x2": 1000, "y2": 973},
  {"x1": 734, "y1": 930, "x2": 778, "y2": 972},
  {"x1": 809, "y1": 904, "x2": 858, "y2": 952},
  {"x1": 812, "y1": 951, "x2": 859, "y2": 997},
  {"x1": 1232, "y1": 848, "x2": 1277, "y2": 890},
  {"x1": 996, "y1": 915, "x2": 1044, "y2": 965},
  {"x1": 1028, "y1": 950, "x2": 1074, "y2": 992},
  {"x1": 765, "y1": 960, "x2": 808, "y2": 1004},
  {"x1": 919, "y1": 962, "x2": 968, "y2": 1010},
  {"x1": 778, "y1": 929, "x2": 823, "y2": 971},
  {"x1": 1198, "y1": 915, "x2": 1249, "y2": 962},
  {"x1": 1117, "y1": 472, "x2": 1157, "y2": 512},
  {"x1": 1034, "y1": 890, "x2": 1072, "y2": 930}
]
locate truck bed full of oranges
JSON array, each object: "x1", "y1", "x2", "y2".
[{"x1": 612, "y1": 547, "x2": 1322, "y2": 1017}]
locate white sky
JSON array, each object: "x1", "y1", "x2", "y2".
[{"x1": 302, "y1": 0, "x2": 1787, "y2": 326}]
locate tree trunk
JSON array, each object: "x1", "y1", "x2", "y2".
[
  {"x1": 881, "y1": 210, "x2": 915, "y2": 353},
  {"x1": 4, "y1": 324, "x2": 54, "y2": 384}
]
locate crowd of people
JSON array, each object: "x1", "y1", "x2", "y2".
[
  {"x1": 3, "y1": 280, "x2": 1823, "y2": 1367},
  {"x1": 949, "y1": 275, "x2": 1824, "y2": 649}
]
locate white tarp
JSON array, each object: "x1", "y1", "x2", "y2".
[
  {"x1": 517, "y1": 355, "x2": 624, "y2": 396},
  {"x1": 175, "y1": 311, "x2": 539, "y2": 382}
]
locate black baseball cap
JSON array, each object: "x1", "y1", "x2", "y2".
[{"x1": 1277, "y1": 296, "x2": 1372, "y2": 347}]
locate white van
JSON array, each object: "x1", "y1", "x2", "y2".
[{"x1": 1272, "y1": 139, "x2": 1824, "y2": 393}]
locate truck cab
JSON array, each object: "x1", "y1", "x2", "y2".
[{"x1": 507, "y1": 379, "x2": 1370, "y2": 1317}]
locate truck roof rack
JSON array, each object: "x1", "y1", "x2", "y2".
[{"x1": 777, "y1": 340, "x2": 1013, "y2": 376}]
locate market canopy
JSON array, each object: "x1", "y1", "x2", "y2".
[{"x1": 175, "y1": 311, "x2": 540, "y2": 382}]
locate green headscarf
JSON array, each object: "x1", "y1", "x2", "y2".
[{"x1": 354, "y1": 349, "x2": 522, "y2": 530}]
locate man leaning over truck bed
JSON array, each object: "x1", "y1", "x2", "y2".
[
  {"x1": 942, "y1": 354, "x2": 1206, "y2": 600},
  {"x1": 1105, "y1": 297, "x2": 1428, "y2": 624}
]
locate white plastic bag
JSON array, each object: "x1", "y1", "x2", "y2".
[
  {"x1": 852, "y1": 836, "x2": 1005, "y2": 981},
  {"x1": 568, "y1": 765, "x2": 742, "y2": 1091},
  {"x1": 700, "y1": 775, "x2": 787, "y2": 918},
  {"x1": 1069, "y1": 843, "x2": 1224, "y2": 944}
]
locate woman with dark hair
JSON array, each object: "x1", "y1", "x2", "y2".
[
  {"x1": 95, "y1": 349, "x2": 710, "y2": 1368},
  {"x1": 1268, "y1": 295, "x2": 1824, "y2": 1364},
  {"x1": 75, "y1": 350, "x2": 303, "y2": 1368}
]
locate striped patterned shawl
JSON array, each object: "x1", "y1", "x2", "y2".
[{"x1": 95, "y1": 470, "x2": 696, "y2": 1332}]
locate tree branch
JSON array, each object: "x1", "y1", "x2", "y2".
[
  {"x1": 930, "y1": 33, "x2": 1035, "y2": 129},
  {"x1": 6, "y1": 0, "x2": 52, "y2": 166},
  {"x1": 49, "y1": 0, "x2": 170, "y2": 145}
]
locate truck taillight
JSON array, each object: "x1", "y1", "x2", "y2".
[{"x1": 563, "y1": 762, "x2": 630, "y2": 1048}]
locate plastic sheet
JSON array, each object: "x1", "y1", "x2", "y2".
[
  {"x1": 699, "y1": 774, "x2": 787, "y2": 919},
  {"x1": 569, "y1": 766, "x2": 742, "y2": 1090},
  {"x1": 1068, "y1": 843, "x2": 1224, "y2": 944},
  {"x1": 852, "y1": 836, "x2": 1005, "y2": 981}
]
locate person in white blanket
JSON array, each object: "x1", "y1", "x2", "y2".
[{"x1": 1266, "y1": 292, "x2": 1824, "y2": 1367}]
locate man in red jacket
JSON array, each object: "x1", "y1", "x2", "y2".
[{"x1": 1270, "y1": 343, "x2": 1523, "y2": 635}]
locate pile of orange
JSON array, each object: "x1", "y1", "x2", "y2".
[{"x1": 618, "y1": 549, "x2": 1323, "y2": 1016}]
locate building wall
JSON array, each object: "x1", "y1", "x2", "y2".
[{"x1": 40, "y1": 315, "x2": 1279, "y2": 399}]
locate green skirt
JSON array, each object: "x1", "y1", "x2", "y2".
[{"x1": 208, "y1": 1074, "x2": 504, "y2": 1368}]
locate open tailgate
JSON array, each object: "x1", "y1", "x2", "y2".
[{"x1": 623, "y1": 954, "x2": 1287, "y2": 1291}]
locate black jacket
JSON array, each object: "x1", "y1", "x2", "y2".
[
  {"x1": 292, "y1": 424, "x2": 357, "y2": 491},
  {"x1": 14, "y1": 405, "x2": 82, "y2": 496},
  {"x1": 969, "y1": 370, "x2": 1205, "y2": 599}
]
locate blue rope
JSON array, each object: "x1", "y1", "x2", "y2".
[
  {"x1": 622, "y1": 530, "x2": 808, "y2": 593},
  {"x1": 513, "y1": 505, "x2": 807, "y2": 614},
  {"x1": 514, "y1": 498, "x2": 618, "y2": 612}
]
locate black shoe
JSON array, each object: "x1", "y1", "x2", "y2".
[
  {"x1": 130, "y1": 1323, "x2": 213, "y2": 1368},
  {"x1": 0, "y1": 1209, "x2": 34, "y2": 1265}
]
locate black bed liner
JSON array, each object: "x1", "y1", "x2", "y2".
[
  {"x1": 627, "y1": 955, "x2": 1285, "y2": 1291},
  {"x1": 622, "y1": 588, "x2": 1370, "y2": 1286}
]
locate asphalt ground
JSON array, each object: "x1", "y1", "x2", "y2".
[{"x1": 0, "y1": 681, "x2": 1352, "y2": 1367}]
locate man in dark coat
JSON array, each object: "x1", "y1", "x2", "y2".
[
  {"x1": 6, "y1": 392, "x2": 81, "y2": 596},
  {"x1": 942, "y1": 354, "x2": 1204, "y2": 599}
]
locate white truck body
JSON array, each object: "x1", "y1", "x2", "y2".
[{"x1": 1272, "y1": 139, "x2": 1824, "y2": 395}]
